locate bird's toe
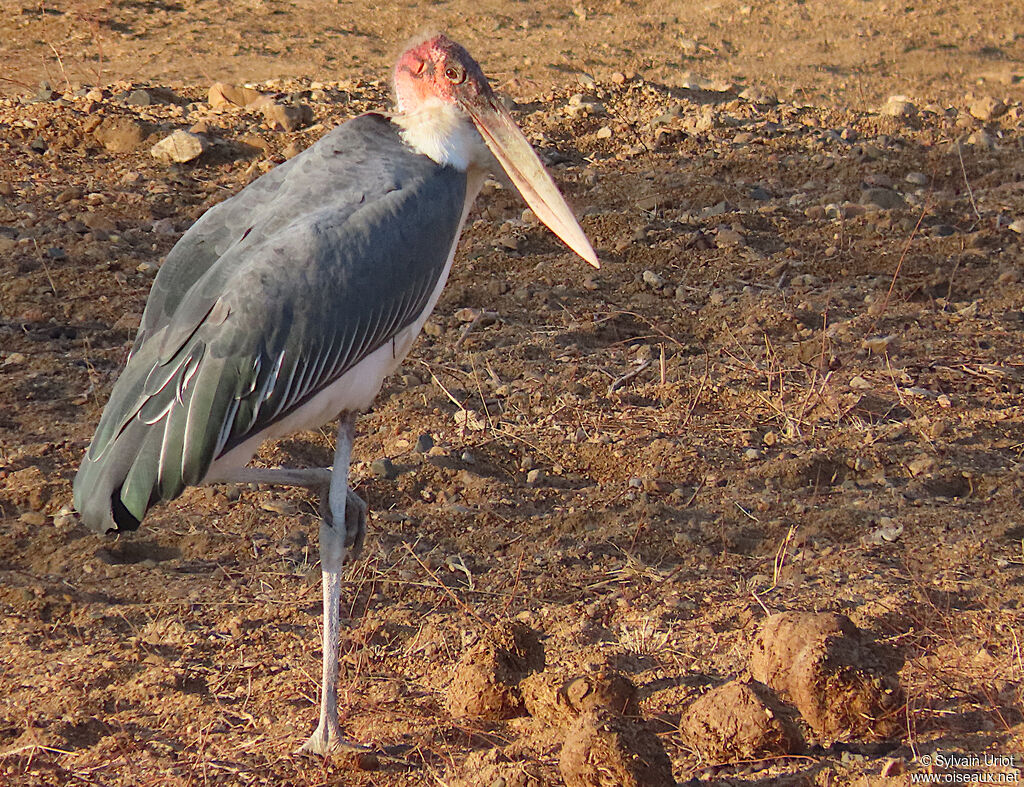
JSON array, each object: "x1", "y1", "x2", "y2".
[
  {"x1": 343, "y1": 488, "x2": 367, "y2": 561},
  {"x1": 298, "y1": 723, "x2": 371, "y2": 756}
]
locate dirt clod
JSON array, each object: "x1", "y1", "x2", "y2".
[
  {"x1": 749, "y1": 613, "x2": 903, "y2": 743},
  {"x1": 521, "y1": 668, "x2": 639, "y2": 731},
  {"x1": 559, "y1": 710, "x2": 674, "y2": 787},
  {"x1": 680, "y1": 679, "x2": 803, "y2": 762},
  {"x1": 446, "y1": 621, "x2": 544, "y2": 720}
]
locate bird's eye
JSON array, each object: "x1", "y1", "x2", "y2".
[{"x1": 444, "y1": 64, "x2": 466, "y2": 84}]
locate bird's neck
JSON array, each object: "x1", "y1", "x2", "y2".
[{"x1": 393, "y1": 98, "x2": 489, "y2": 171}]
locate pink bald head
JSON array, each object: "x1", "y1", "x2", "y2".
[{"x1": 393, "y1": 33, "x2": 494, "y2": 114}]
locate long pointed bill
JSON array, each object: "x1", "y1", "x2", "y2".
[{"x1": 464, "y1": 97, "x2": 600, "y2": 268}]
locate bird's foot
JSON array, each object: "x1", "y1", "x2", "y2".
[
  {"x1": 343, "y1": 488, "x2": 367, "y2": 561},
  {"x1": 298, "y1": 721, "x2": 372, "y2": 756},
  {"x1": 319, "y1": 487, "x2": 367, "y2": 564}
]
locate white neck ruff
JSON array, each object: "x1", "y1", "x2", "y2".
[{"x1": 394, "y1": 98, "x2": 488, "y2": 171}]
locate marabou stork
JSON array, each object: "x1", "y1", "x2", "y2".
[{"x1": 73, "y1": 34, "x2": 598, "y2": 754}]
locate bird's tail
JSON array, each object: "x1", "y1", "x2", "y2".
[
  {"x1": 74, "y1": 418, "x2": 158, "y2": 533},
  {"x1": 73, "y1": 339, "x2": 235, "y2": 535}
]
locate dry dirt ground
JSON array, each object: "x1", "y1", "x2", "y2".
[{"x1": 2, "y1": 1, "x2": 1024, "y2": 785}]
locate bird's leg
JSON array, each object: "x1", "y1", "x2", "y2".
[
  {"x1": 299, "y1": 412, "x2": 364, "y2": 756},
  {"x1": 205, "y1": 467, "x2": 367, "y2": 563}
]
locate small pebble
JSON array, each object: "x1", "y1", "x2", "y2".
[
  {"x1": 642, "y1": 270, "x2": 665, "y2": 289},
  {"x1": 370, "y1": 458, "x2": 398, "y2": 480},
  {"x1": 150, "y1": 130, "x2": 205, "y2": 163},
  {"x1": 882, "y1": 96, "x2": 917, "y2": 118},
  {"x1": 969, "y1": 96, "x2": 1006, "y2": 122},
  {"x1": 414, "y1": 433, "x2": 434, "y2": 453}
]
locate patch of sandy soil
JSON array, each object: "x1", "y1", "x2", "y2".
[{"x1": 1, "y1": 1, "x2": 1023, "y2": 784}]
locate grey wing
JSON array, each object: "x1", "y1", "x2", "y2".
[
  {"x1": 75, "y1": 117, "x2": 468, "y2": 534},
  {"x1": 133, "y1": 113, "x2": 396, "y2": 354}
]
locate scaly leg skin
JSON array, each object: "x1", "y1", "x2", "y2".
[
  {"x1": 203, "y1": 417, "x2": 370, "y2": 755},
  {"x1": 298, "y1": 413, "x2": 368, "y2": 756}
]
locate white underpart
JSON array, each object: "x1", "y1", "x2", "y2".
[
  {"x1": 393, "y1": 97, "x2": 489, "y2": 169},
  {"x1": 204, "y1": 166, "x2": 487, "y2": 483}
]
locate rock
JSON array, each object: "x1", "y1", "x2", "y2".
[
  {"x1": 864, "y1": 172, "x2": 894, "y2": 189},
  {"x1": 414, "y1": 433, "x2": 434, "y2": 453},
  {"x1": 860, "y1": 188, "x2": 906, "y2": 211},
  {"x1": 125, "y1": 88, "x2": 153, "y2": 106},
  {"x1": 716, "y1": 227, "x2": 745, "y2": 247},
  {"x1": 907, "y1": 454, "x2": 937, "y2": 477},
  {"x1": 35, "y1": 81, "x2": 56, "y2": 101},
  {"x1": 55, "y1": 187, "x2": 81, "y2": 204},
  {"x1": 565, "y1": 94, "x2": 605, "y2": 117},
  {"x1": 19, "y1": 511, "x2": 48, "y2": 527},
  {"x1": 680, "y1": 680, "x2": 803, "y2": 761},
  {"x1": 642, "y1": 270, "x2": 665, "y2": 289},
  {"x1": 701, "y1": 199, "x2": 732, "y2": 217},
  {"x1": 208, "y1": 82, "x2": 267, "y2": 108},
  {"x1": 965, "y1": 129, "x2": 996, "y2": 149},
  {"x1": 750, "y1": 186, "x2": 772, "y2": 201},
  {"x1": 150, "y1": 131, "x2": 206, "y2": 163},
  {"x1": 866, "y1": 519, "x2": 903, "y2": 544},
  {"x1": 749, "y1": 612, "x2": 904, "y2": 743},
  {"x1": 262, "y1": 102, "x2": 311, "y2": 132},
  {"x1": 905, "y1": 171, "x2": 929, "y2": 187},
  {"x1": 93, "y1": 116, "x2": 155, "y2": 153},
  {"x1": 560, "y1": 710, "x2": 674, "y2": 787},
  {"x1": 454, "y1": 409, "x2": 486, "y2": 431},
  {"x1": 83, "y1": 212, "x2": 115, "y2": 232},
  {"x1": 862, "y1": 335, "x2": 896, "y2": 355},
  {"x1": 370, "y1": 457, "x2": 398, "y2": 479},
  {"x1": 969, "y1": 96, "x2": 1006, "y2": 122},
  {"x1": 595, "y1": 126, "x2": 613, "y2": 140},
  {"x1": 446, "y1": 622, "x2": 544, "y2": 720},
  {"x1": 881, "y1": 96, "x2": 916, "y2": 118},
  {"x1": 740, "y1": 85, "x2": 777, "y2": 105},
  {"x1": 680, "y1": 71, "x2": 730, "y2": 92},
  {"x1": 526, "y1": 468, "x2": 546, "y2": 486},
  {"x1": 1008, "y1": 218, "x2": 1024, "y2": 234}
]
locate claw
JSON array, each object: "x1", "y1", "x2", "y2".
[
  {"x1": 344, "y1": 488, "x2": 367, "y2": 562},
  {"x1": 298, "y1": 721, "x2": 372, "y2": 756},
  {"x1": 319, "y1": 485, "x2": 367, "y2": 563}
]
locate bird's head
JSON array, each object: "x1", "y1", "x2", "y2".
[
  {"x1": 394, "y1": 34, "x2": 493, "y2": 115},
  {"x1": 393, "y1": 33, "x2": 599, "y2": 268}
]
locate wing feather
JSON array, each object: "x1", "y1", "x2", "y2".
[{"x1": 74, "y1": 113, "x2": 469, "y2": 533}]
